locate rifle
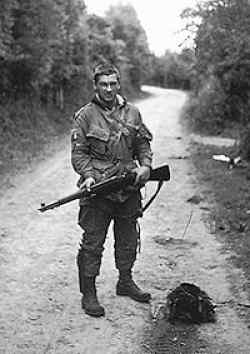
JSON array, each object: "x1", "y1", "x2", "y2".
[{"x1": 38, "y1": 164, "x2": 170, "y2": 213}]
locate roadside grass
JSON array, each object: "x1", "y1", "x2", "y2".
[
  {"x1": 190, "y1": 141, "x2": 250, "y2": 318},
  {"x1": 0, "y1": 99, "x2": 73, "y2": 182}
]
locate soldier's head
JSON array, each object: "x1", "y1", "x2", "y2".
[{"x1": 93, "y1": 63, "x2": 121, "y2": 104}]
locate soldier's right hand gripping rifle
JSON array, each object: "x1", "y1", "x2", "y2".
[{"x1": 38, "y1": 164, "x2": 170, "y2": 213}]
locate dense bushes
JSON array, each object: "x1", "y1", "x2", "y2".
[
  {"x1": 0, "y1": 1, "x2": 156, "y2": 105},
  {"x1": 186, "y1": 77, "x2": 229, "y2": 134},
  {"x1": 148, "y1": 49, "x2": 195, "y2": 90},
  {"x1": 0, "y1": 98, "x2": 72, "y2": 175},
  {"x1": 183, "y1": 0, "x2": 250, "y2": 154}
]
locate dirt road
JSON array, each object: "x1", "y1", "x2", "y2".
[{"x1": 1, "y1": 87, "x2": 250, "y2": 353}]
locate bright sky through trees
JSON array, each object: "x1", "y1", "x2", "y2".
[{"x1": 85, "y1": 0, "x2": 198, "y2": 55}]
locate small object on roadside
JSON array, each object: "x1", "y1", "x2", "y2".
[
  {"x1": 186, "y1": 195, "x2": 202, "y2": 204},
  {"x1": 212, "y1": 154, "x2": 241, "y2": 169},
  {"x1": 150, "y1": 302, "x2": 165, "y2": 322},
  {"x1": 165, "y1": 282, "x2": 216, "y2": 324},
  {"x1": 238, "y1": 223, "x2": 246, "y2": 233},
  {"x1": 169, "y1": 155, "x2": 189, "y2": 160}
]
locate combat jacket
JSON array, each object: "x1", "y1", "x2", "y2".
[{"x1": 71, "y1": 95, "x2": 153, "y2": 202}]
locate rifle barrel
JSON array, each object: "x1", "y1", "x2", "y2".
[
  {"x1": 39, "y1": 190, "x2": 83, "y2": 212},
  {"x1": 38, "y1": 165, "x2": 170, "y2": 213}
]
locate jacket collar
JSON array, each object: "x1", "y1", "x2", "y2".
[{"x1": 92, "y1": 94, "x2": 127, "y2": 111}]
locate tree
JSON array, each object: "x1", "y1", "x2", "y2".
[
  {"x1": 106, "y1": 4, "x2": 151, "y2": 91},
  {"x1": 49, "y1": 0, "x2": 88, "y2": 107},
  {"x1": 87, "y1": 14, "x2": 118, "y2": 66},
  {"x1": 147, "y1": 49, "x2": 195, "y2": 90},
  {"x1": 10, "y1": 0, "x2": 60, "y2": 95},
  {"x1": 182, "y1": 0, "x2": 250, "y2": 130}
]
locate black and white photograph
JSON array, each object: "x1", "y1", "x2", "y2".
[{"x1": 1, "y1": 0, "x2": 250, "y2": 353}]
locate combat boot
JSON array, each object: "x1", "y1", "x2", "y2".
[
  {"x1": 116, "y1": 270, "x2": 151, "y2": 303},
  {"x1": 81, "y1": 276, "x2": 105, "y2": 317}
]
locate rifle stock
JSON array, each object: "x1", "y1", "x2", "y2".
[{"x1": 38, "y1": 164, "x2": 170, "y2": 212}]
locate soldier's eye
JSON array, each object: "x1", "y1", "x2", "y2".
[{"x1": 99, "y1": 82, "x2": 117, "y2": 88}]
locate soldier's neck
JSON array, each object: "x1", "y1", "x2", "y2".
[{"x1": 96, "y1": 94, "x2": 117, "y2": 111}]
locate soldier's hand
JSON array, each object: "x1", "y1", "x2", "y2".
[
  {"x1": 133, "y1": 166, "x2": 151, "y2": 186},
  {"x1": 80, "y1": 177, "x2": 96, "y2": 192}
]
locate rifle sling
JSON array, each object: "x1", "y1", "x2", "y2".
[{"x1": 142, "y1": 180, "x2": 164, "y2": 212}]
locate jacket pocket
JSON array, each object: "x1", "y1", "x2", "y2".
[
  {"x1": 122, "y1": 124, "x2": 138, "y2": 151},
  {"x1": 87, "y1": 127, "x2": 109, "y2": 157}
]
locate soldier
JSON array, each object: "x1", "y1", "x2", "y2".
[{"x1": 71, "y1": 63, "x2": 153, "y2": 317}]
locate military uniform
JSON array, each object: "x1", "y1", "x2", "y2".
[{"x1": 71, "y1": 94, "x2": 153, "y2": 294}]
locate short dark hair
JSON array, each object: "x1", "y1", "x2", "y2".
[{"x1": 93, "y1": 63, "x2": 120, "y2": 83}]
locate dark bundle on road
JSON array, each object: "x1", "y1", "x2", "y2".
[{"x1": 166, "y1": 282, "x2": 216, "y2": 324}]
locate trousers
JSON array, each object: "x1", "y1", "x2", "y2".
[{"x1": 77, "y1": 191, "x2": 142, "y2": 293}]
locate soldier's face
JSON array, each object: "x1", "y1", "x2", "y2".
[{"x1": 94, "y1": 74, "x2": 120, "y2": 103}]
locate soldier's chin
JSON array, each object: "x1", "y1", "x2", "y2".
[{"x1": 104, "y1": 95, "x2": 114, "y2": 101}]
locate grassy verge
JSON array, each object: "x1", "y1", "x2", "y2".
[
  {"x1": 0, "y1": 99, "x2": 73, "y2": 184},
  {"x1": 190, "y1": 140, "x2": 250, "y2": 316}
]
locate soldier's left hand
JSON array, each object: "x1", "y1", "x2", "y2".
[{"x1": 133, "y1": 166, "x2": 151, "y2": 186}]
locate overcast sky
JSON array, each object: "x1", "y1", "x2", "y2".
[{"x1": 84, "y1": 0, "x2": 199, "y2": 55}]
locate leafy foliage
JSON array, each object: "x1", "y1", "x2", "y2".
[
  {"x1": 87, "y1": 14, "x2": 118, "y2": 66},
  {"x1": 183, "y1": 0, "x2": 250, "y2": 139},
  {"x1": 148, "y1": 49, "x2": 195, "y2": 90},
  {"x1": 106, "y1": 4, "x2": 152, "y2": 91},
  {"x1": 0, "y1": 1, "x2": 156, "y2": 174},
  {"x1": 0, "y1": 0, "x2": 196, "y2": 175},
  {"x1": 0, "y1": 1, "x2": 164, "y2": 102}
]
